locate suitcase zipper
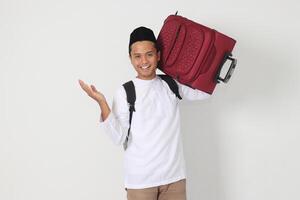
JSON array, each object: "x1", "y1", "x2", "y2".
[
  {"x1": 175, "y1": 25, "x2": 182, "y2": 81},
  {"x1": 189, "y1": 30, "x2": 216, "y2": 82},
  {"x1": 166, "y1": 24, "x2": 182, "y2": 66}
]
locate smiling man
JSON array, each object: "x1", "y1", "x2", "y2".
[
  {"x1": 129, "y1": 27, "x2": 159, "y2": 81},
  {"x1": 79, "y1": 26, "x2": 210, "y2": 200},
  {"x1": 130, "y1": 40, "x2": 158, "y2": 80}
]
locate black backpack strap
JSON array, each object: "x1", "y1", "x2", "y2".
[
  {"x1": 122, "y1": 81, "x2": 136, "y2": 150},
  {"x1": 158, "y1": 74, "x2": 182, "y2": 100}
]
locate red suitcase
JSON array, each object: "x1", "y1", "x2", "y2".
[{"x1": 157, "y1": 13, "x2": 237, "y2": 94}]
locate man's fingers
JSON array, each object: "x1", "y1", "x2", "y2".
[
  {"x1": 91, "y1": 85, "x2": 98, "y2": 93},
  {"x1": 78, "y1": 79, "x2": 91, "y2": 93},
  {"x1": 78, "y1": 80, "x2": 100, "y2": 99},
  {"x1": 78, "y1": 79, "x2": 86, "y2": 88}
]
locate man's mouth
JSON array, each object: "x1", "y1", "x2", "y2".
[{"x1": 141, "y1": 64, "x2": 150, "y2": 69}]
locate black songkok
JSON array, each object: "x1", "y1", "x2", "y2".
[{"x1": 129, "y1": 26, "x2": 157, "y2": 53}]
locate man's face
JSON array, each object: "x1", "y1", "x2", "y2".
[{"x1": 129, "y1": 41, "x2": 160, "y2": 80}]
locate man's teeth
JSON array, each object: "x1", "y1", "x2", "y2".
[{"x1": 141, "y1": 65, "x2": 150, "y2": 69}]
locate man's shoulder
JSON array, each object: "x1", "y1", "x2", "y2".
[
  {"x1": 114, "y1": 78, "x2": 138, "y2": 98},
  {"x1": 113, "y1": 83, "x2": 129, "y2": 100}
]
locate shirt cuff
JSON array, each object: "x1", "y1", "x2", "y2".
[{"x1": 99, "y1": 111, "x2": 113, "y2": 124}]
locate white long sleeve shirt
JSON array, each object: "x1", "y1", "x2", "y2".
[{"x1": 100, "y1": 75, "x2": 210, "y2": 189}]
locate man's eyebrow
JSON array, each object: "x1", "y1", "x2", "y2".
[{"x1": 132, "y1": 51, "x2": 154, "y2": 55}]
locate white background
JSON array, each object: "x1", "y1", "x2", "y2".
[{"x1": 1, "y1": 0, "x2": 299, "y2": 199}]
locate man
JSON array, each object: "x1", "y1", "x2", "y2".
[{"x1": 79, "y1": 27, "x2": 210, "y2": 200}]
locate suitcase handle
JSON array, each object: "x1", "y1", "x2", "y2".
[{"x1": 216, "y1": 52, "x2": 237, "y2": 83}]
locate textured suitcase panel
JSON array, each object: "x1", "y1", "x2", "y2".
[{"x1": 157, "y1": 15, "x2": 236, "y2": 94}]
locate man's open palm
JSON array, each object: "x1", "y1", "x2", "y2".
[{"x1": 78, "y1": 79, "x2": 105, "y2": 103}]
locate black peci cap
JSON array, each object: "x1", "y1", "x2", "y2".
[{"x1": 129, "y1": 26, "x2": 157, "y2": 54}]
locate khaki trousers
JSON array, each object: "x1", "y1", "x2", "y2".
[{"x1": 126, "y1": 179, "x2": 186, "y2": 200}]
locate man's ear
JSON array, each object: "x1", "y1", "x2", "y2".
[{"x1": 129, "y1": 54, "x2": 134, "y2": 65}]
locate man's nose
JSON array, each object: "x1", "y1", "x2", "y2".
[{"x1": 141, "y1": 55, "x2": 148, "y2": 64}]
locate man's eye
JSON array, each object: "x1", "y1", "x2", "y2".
[
  {"x1": 135, "y1": 55, "x2": 140, "y2": 58},
  {"x1": 147, "y1": 53, "x2": 153, "y2": 57}
]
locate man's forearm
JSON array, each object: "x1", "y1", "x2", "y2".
[{"x1": 98, "y1": 99, "x2": 111, "y2": 121}]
